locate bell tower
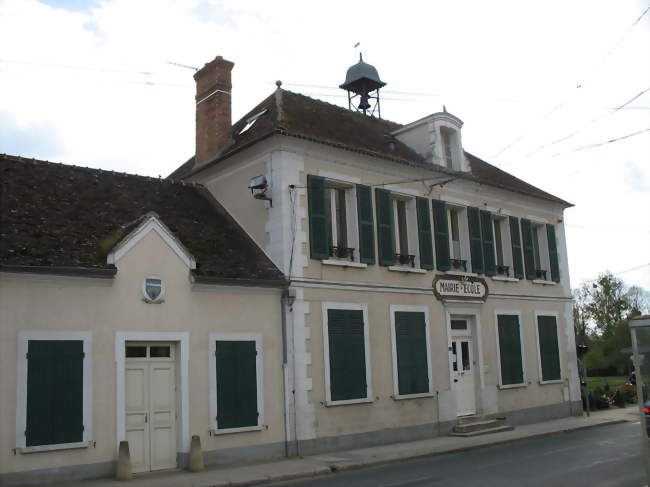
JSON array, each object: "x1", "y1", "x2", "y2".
[{"x1": 339, "y1": 54, "x2": 386, "y2": 118}]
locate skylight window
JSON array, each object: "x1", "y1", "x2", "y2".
[{"x1": 239, "y1": 109, "x2": 268, "y2": 135}]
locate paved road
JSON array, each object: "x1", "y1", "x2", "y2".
[{"x1": 272, "y1": 422, "x2": 647, "y2": 487}]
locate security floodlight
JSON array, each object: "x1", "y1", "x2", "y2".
[{"x1": 248, "y1": 175, "x2": 267, "y2": 190}]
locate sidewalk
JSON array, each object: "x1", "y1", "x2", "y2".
[{"x1": 58, "y1": 407, "x2": 639, "y2": 487}]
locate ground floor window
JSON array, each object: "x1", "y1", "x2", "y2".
[
  {"x1": 210, "y1": 334, "x2": 263, "y2": 431},
  {"x1": 391, "y1": 307, "x2": 431, "y2": 397},
  {"x1": 536, "y1": 314, "x2": 562, "y2": 382},
  {"x1": 323, "y1": 303, "x2": 371, "y2": 404},
  {"x1": 496, "y1": 313, "x2": 525, "y2": 387},
  {"x1": 17, "y1": 332, "x2": 92, "y2": 450}
]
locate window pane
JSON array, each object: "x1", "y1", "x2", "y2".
[
  {"x1": 452, "y1": 342, "x2": 458, "y2": 371},
  {"x1": 396, "y1": 200, "x2": 408, "y2": 254},
  {"x1": 325, "y1": 188, "x2": 333, "y2": 247},
  {"x1": 335, "y1": 188, "x2": 347, "y2": 247},
  {"x1": 532, "y1": 226, "x2": 541, "y2": 269},
  {"x1": 494, "y1": 219, "x2": 504, "y2": 266},
  {"x1": 126, "y1": 346, "x2": 147, "y2": 358},
  {"x1": 149, "y1": 346, "x2": 170, "y2": 358},
  {"x1": 451, "y1": 320, "x2": 467, "y2": 330},
  {"x1": 461, "y1": 341, "x2": 471, "y2": 371}
]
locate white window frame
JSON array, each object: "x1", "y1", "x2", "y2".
[
  {"x1": 209, "y1": 333, "x2": 264, "y2": 434},
  {"x1": 389, "y1": 305, "x2": 433, "y2": 400},
  {"x1": 492, "y1": 215, "x2": 514, "y2": 274},
  {"x1": 322, "y1": 179, "x2": 359, "y2": 263},
  {"x1": 534, "y1": 311, "x2": 564, "y2": 385},
  {"x1": 322, "y1": 302, "x2": 373, "y2": 406},
  {"x1": 16, "y1": 331, "x2": 93, "y2": 453},
  {"x1": 447, "y1": 204, "x2": 470, "y2": 266},
  {"x1": 390, "y1": 193, "x2": 419, "y2": 267},
  {"x1": 494, "y1": 310, "x2": 527, "y2": 389}
]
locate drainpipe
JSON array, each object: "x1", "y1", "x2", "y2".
[{"x1": 280, "y1": 288, "x2": 289, "y2": 457}]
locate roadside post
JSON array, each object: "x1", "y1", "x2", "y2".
[{"x1": 629, "y1": 315, "x2": 650, "y2": 484}]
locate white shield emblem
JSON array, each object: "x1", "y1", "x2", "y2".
[{"x1": 143, "y1": 277, "x2": 164, "y2": 302}]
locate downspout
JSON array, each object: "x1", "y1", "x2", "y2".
[{"x1": 280, "y1": 288, "x2": 289, "y2": 457}]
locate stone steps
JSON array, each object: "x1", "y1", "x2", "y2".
[{"x1": 450, "y1": 415, "x2": 514, "y2": 437}]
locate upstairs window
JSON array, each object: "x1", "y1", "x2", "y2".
[
  {"x1": 521, "y1": 220, "x2": 560, "y2": 282},
  {"x1": 492, "y1": 216, "x2": 514, "y2": 277},
  {"x1": 441, "y1": 127, "x2": 454, "y2": 169},
  {"x1": 308, "y1": 175, "x2": 375, "y2": 264},
  {"x1": 446, "y1": 205, "x2": 469, "y2": 272}
]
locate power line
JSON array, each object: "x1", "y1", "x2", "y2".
[
  {"x1": 582, "y1": 263, "x2": 650, "y2": 283},
  {"x1": 548, "y1": 128, "x2": 650, "y2": 158},
  {"x1": 490, "y1": 6, "x2": 650, "y2": 160},
  {"x1": 524, "y1": 87, "x2": 650, "y2": 157}
]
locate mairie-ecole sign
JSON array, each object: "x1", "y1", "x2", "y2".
[{"x1": 432, "y1": 274, "x2": 488, "y2": 302}]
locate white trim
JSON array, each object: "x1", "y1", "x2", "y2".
[
  {"x1": 445, "y1": 271, "x2": 478, "y2": 277},
  {"x1": 322, "y1": 259, "x2": 368, "y2": 269},
  {"x1": 383, "y1": 184, "x2": 420, "y2": 197},
  {"x1": 16, "y1": 331, "x2": 93, "y2": 451},
  {"x1": 208, "y1": 333, "x2": 264, "y2": 432},
  {"x1": 533, "y1": 280, "x2": 556, "y2": 286},
  {"x1": 107, "y1": 215, "x2": 196, "y2": 270},
  {"x1": 444, "y1": 307, "x2": 485, "y2": 397},
  {"x1": 388, "y1": 266, "x2": 427, "y2": 274},
  {"x1": 524, "y1": 215, "x2": 550, "y2": 224},
  {"x1": 440, "y1": 196, "x2": 471, "y2": 206},
  {"x1": 317, "y1": 170, "x2": 361, "y2": 184},
  {"x1": 389, "y1": 305, "x2": 433, "y2": 400},
  {"x1": 322, "y1": 302, "x2": 373, "y2": 406},
  {"x1": 533, "y1": 311, "x2": 564, "y2": 384},
  {"x1": 491, "y1": 276, "x2": 520, "y2": 283},
  {"x1": 494, "y1": 310, "x2": 527, "y2": 389},
  {"x1": 115, "y1": 332, "x2": 190, "y2": 452}
]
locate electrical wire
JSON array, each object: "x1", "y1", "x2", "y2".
[
  {"x1": 547, "y1": 128, "x2": 650, "y2": 158},
  {"x1": 524, "y1": 87, "x2": 650, "y2": 157},
  {"x1": 490, "y1": 6, "x2": 650, "y2": 160}
]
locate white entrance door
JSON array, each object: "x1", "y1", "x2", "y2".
[
  {"x1": 125, "y1": 343, "x2": 177, "y2": 472},
  {"x1": 450, "y1": 322, "x2": 476, "y2": 416}
]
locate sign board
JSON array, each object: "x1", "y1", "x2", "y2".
[{"x1": 432, "y1": 274, "x2": 488, "y2": 302}]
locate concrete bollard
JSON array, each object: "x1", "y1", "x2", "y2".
[
  {"x1": 188, "y1": 435, "x2": 204, "y2": 472},
  {"x1": 116, "y1": 440, "x2": 132, "y2": 481}
]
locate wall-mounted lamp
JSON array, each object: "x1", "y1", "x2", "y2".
[{"x1": 249, "y1": 175, "x2": 272, "y2": 206}]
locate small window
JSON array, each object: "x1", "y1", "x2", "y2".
[
  {"x1": 441, "y1": 128, "x2": 454, "y2": 168},
  {"x1": 451, "y1": 319, "x2": 468, "y2": 330},
  {"x1": 390, "y1": 195, "x2": 418, "y2": 267},
  {"x1": 492, "y1": 216, "x2": 514, "y2": 277},
  {"x1": 126, "y1": 345, "x2": 147, "y2": 358},
  {"x1": 149, "y1": 345, "x2": 171, "y2": 358},
  {"x1": 446, "y1": 206, "x2": 468, "y2": 272}
]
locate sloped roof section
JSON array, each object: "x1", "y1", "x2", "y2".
[
  {"x1": 171, "y1": 88, "x2": 570, "y2": 206},
  {"x1": 0, "y1": 154, "x2": 285, "y2": 284}
]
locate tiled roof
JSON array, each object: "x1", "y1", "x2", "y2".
[
  {"x1": 171, "y1": 89, "x2": 571, "y2": 206},
  {"x1": 0, "y1": 154, "x2": 285, "y2": 284}
]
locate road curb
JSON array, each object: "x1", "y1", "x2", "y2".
[{"x1": 311, "y1": 419, "x2": 632, "y2": 479}]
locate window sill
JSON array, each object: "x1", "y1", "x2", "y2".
[
  {"x1": 445, "y1": 271, "x2": 478, "y2": 277},
  {"x1": 321, "y1": 259, "x2": 368, "y2": 269},
  {"x1": 17, "y1": 441, "x2": 92, "y2": 454},
  {"x1": 497, "y1": 383, "x2": 528, "y2": 390},
  {"x1": 388, "y1": 266, "x2": 427, "y2": 274},
  {"x1": 325, "y1": 397, "x2": 374, "y2": 407},
  {"x1": 532, "y1": 280, "x2": 556, "y2": 285},
  {"x1": 210, "y1": 425, "x2": 263, "y2": 435},
  {"x1": 539, "y1": 379, "x2": 563, "y2": 385},
  {"x1": 392, "y1": 392, "x2": 434, "y2": 400},
  {"x1": 491, "y1": 276, "x2": 519, "y2": 283}
]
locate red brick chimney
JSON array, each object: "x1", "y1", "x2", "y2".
[{"x1": 194, "y1": 56, "x2": 234, "y2": 167}]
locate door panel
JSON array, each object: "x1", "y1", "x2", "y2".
[
  {"x1": 149, "y1": 363, "x2": 176, "y2": 471},
  {"x1": 450, "y1": 327, "x2": 476, "y2": 416},
  {"x1": 125, "y1": 364, "x2": 149, "y2": 473}
]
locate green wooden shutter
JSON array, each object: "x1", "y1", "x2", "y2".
[
  {"x1": 509, "y1": 216, "x2": 524, "y2": 279},
  {"x1": 521, "y1": 218, "x2": 536, "y2": 280},
  {"x1": 546, "y1": 224, "x2": 560, "y2": 282},
  {"x1": 480, "y1": 210, "x2": 496, "y2": 277},
  {"x1": 328, "y1": 309, "x2": 367, "y2": 401},
  {"x1": 432, "y1": 200, "x2": 450, "y2": 271},
  {"x1": 307, "y1": 174, "x2": 329, "y2": 260},
  {"x1": 538, "y1": 316, "x2": 561, "y2": 381},
  {"x1": 26, "y1": 340, "x2": 84, "y2": 447},
  {"x1": 467, "y1": 207, "x2": 484, "y2": 274},
  {"x1": 356, "y1": 184, "x2": 375, "y2": 264},
  {"x1": 395, "y1": 312, "x2": 429, "y2": 395},
  {"x1": 497, "y1": 315, "x2": 524, "y2": 385},
  {"x1": 416, "y1": 197, "x2": 434, "y2": 270},
  {"x1": 216, "y1": 341, "x2": 258, "y2": 429},
  {"x1": 375, "y1": 188, "x2": 395, "y2": 266}
]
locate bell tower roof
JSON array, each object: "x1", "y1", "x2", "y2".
[{"x1": 339, "y1": 54, "x2": 386, "y2": 94}]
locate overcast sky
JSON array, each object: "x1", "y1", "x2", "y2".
[{"x1": 1, "y1": 0, "x2": 648, "y2": 291}]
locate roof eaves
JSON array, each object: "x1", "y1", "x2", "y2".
[
  {"x1": 0, "y1": 264, "x2": 117, "y2": 278},
  {"x1": 191, "y1": 273, "x2": 288, "y2": 288}
]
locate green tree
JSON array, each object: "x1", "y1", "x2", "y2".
[{"x1": 584, "y1": 272, "x2": 631, "y2": 337}]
